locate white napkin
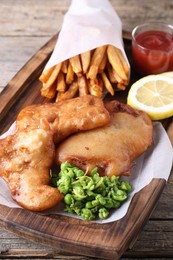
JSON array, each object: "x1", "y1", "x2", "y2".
[{"x1": 44, "y1": 0, "x2": 128, "y2": 71}]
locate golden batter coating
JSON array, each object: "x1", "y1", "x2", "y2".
[
  {"x1": 0, "y1": 95, "x2": 110, "y2": 211},
  {"x1": 56, "y1": 100, "x2": 153, "y2": 177}
]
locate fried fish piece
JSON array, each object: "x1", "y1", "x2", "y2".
[
  {"x1": 0, "y1": 95, "x2": 110, "y2": 211},
  {"x1": 0, "y1": 128, "x2": 63, "y2": 211},
  {"x1": 55, "y1": 100, "x2": 153, "y2": 177},
  {"x1": 16, "y1": 95, "x2": 110, "y2": 143}
]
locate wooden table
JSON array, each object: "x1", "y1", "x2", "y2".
[{"x1": 0, "y1": 0, "x2": 173, "y2": 259}]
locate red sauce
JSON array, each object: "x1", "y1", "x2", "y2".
[{"x1": 132, "y1": 30, "x2": 173, "y2": 76}]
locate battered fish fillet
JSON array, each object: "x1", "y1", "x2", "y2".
[
  {"x1": 55, "y1": 100, "x2": 153, "y2": 177},
  {"x1": 0, "y1": 95, "x2": 110, "y2": 211},
  {"x1": 16, "y1": 95, "x2": 110, "y2": 143}
]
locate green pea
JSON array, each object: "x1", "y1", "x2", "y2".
[
  {"x1": 61, "y1": 162, "x2": 72, "y2": 171},
  {"x1": 90, "y1": 167, "x2": 98, "y2": 177},
  {"x1": 85, "y1": 201, "x2": 93, "y2": 209},
  {"x1": 86, "y1": 190, "x2": 97, "y2": 198},
  {"x1": 75, "y1": 169, "x2": 84, "y2": 178},
  {"x1": 79, "y1": 176, "x2": 95, "y2": 190},
  {"x1": 112, "y1": 189, "x2": 127, "y2": 201},
  {"x1": 104, "y1": 198, "x2": 114, "y2": 209},
  {"x1": 57, "y1": 175, "x2": 71, "y2": 194},
  {"x1": 112, "y1": 200, "x2": 120, "y2": 208},
  {"x1": 119, "y1": 180, "x2": 132, "y2": 193},
  {"x1": 98, "y1": 208, "x2": 109, "y2": 219},
  {"x1": 103, "y1": 176, "x2": 112, "y2": 188},
  {"x1": 57, "y1": 183, "x2": 69, "y2": 194},
  {"x1": 73, "y1": 200, "x2": 84, "y2": 209},
  {"x1": 81, "y1": 208, "x2": 94, "y2": 220},
  {"x1": 95, "y1": 183, "x2": 106, "y2": 196},
  {"x1": 96, "y1": 194, "x2": 106, "y2": 205},
  {"x1": 86, "y1": 190, "x2": 97, "y2": 197},
  {"x1": 91, "y1": 206, "x2": 98, "y2": 214},
  {"x1": 73, "y1": 185, "x2": 87, "y2": 199},
  {"x1": 111, "y1": 175, "x2": 119, "y2": 183},
  {"x1": 91, "y1": 199, "x2": 99, "y2": 207},
  {"x1": 64, "y1": 194, "x2": 74, "y2": 205},
  {"x1": 51, "y1": 162, "x2": 132, "y2": 221},
  {"x1": 94, "y1": 176, "x2": 103, "y2": 189},
  {"x1": 66, "y1": 169, "x2": 75, "y2": 179}
]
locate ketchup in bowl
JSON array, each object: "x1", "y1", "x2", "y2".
[{"x1": 132, "y1": 23, "x2": 173, "y2": 76}]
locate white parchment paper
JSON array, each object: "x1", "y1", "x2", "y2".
[
  {"x1": 0, "y1": 122, "x2": 172, "y2": 223},
  {"x1": 44, "y1": 0, "x2": 128, "y2": 71}
]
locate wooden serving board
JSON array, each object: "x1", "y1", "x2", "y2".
[{"x1": 0, "y1": 33, "x2": 172, "y2": 260}]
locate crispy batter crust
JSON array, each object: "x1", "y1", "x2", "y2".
[
  {"x1": 56, "y1": 100, "x2": 153, "y2": 177},
  {"x1": 0, "y1": 95, "x2": 109, "y2": 211}
]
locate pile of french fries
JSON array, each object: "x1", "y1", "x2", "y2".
[{"x1": 39, "y1": 45, "x2": 130, "y2": 102}]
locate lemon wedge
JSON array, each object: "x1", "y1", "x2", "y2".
[
  {"x1": 160, "y1": 71, "x2": 173, "y2": 79},
  {"x1": 127, "y1": 74, "x2": 173, "y2": 120}
]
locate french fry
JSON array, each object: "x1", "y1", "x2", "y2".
[
  {"x1": 98, "y1": 52, "x2": 107, "y2": 73},
  {"x1": 97, "y1": 77, "x2": 104, "y2": 96},
  {"x1": 69, "y1": 55, "x2": 82, "y2": 76},
  {"x1": 56, "y1": 81, "x2": 78, "y2": 102},
  {"x1": 114, "y1": 48, "x2": 130, "y2": 75},
  {"x1": 55, "y1": 91, "x2": 64, "y2": 102},
  {"x1": 106, "y1": 62, "x2": 117, "y2": 83},
  {"x1": 87, "y1": 45, "x2": 107, "y2": 79},
  {"x1": 61, "y1": 60, "x2": 68, "y2": 74},
  {"x1": 117, "y1": 83, "x2": 126, "y2": 90},
  {"x1": 80, "y1": 50, "x2": 91, "y2": 73},
  {"x1": 41, "y1": 62, "x2": 62, "y2": 95},
  {"x1": 57, "y1": 71, "x2": 66, "y2": 92},
  {"x1": 66, "y1": 62, "x2": 74, "y2": 84},
  {"x1": 88, "y1": 77, "x2": 103, "y2": 98},
  {"x1": 100, "y1": 71, "x2": 114, "y2": 96},
  {"x1": 107, "y1": 45, "x2": 128, "y2": 82},
  {"x1": 39, "y1": 66, "x2": 55, "y2": 83},
  {"x1": 41, "y1": 81, "x2": 57, "y2": 99},
  {"x1": 78, "y1": 75, "x2": 89, "y2": 96},
  {"x1": 39, "y1": 43, "x2": 129, "y2": 101},
  {"x1": 112, "y1": 68, "x2": 124, "y2": 83}
]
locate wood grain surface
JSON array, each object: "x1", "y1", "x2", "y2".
[
  {"x1": 0, "y1": 33, "x2": 168, "y2": 260},
  {"x1": 0, "y1": 0, "x2": 173, "y2": 259}
]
